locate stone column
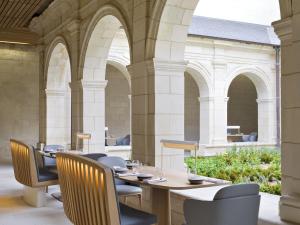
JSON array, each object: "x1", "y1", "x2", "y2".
[
  {"x1": 128, "y1": 59, "x2": 186, "y2": 170},
  {"x1": 211, "y1": 61, "x2": 228, "y2": 145},
  {"x1": 198, "y1": 97, "x2": 213, "y2": 145},
  {"x1": 256, "y1": 98, "x2": 276, "y2": 143},
  {"x1": 211, "y1": 97, "x2": 229, "y2": 144},
  {"x1": 70, "y1": 80, "x2": 107, "y2": 153},
  {"x1": 274, "y1": 17, "x2": 300, "y2": 223},
  {"x1": 81, "y1": 80, "x2": 107, "y2": 153},
  {"x1": 45, "y1": 89, "x2": 67, "y2": 146}
]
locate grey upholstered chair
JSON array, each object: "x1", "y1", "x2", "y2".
[
  {"x1": 183, "y1": 184, "x2": 261, "y2": 225},
  {"x1": 116, "y1": 134, "x2": 131, "y2": 146},
  {"x1": 42, "y1": 145, "x2": 64, "y2": 167},
  {"x1": 242, "y1": 132, "x2": 258, "y2": 142},
  {"x1": 82, "y1": 153, "x2": 107, "y2": 161},
  {"x1": 249, "y1": 132, "x2": 258, "y2": 142},
  {"x1": 98, "y1": 156, "x2": 143, "y2": 206}
]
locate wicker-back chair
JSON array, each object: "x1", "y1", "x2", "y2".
[
  {"x1": 10, "y1": 139, "x2": 58, "y2": 188},
  {"x1": 56, "y1": 152, "x2": 120, "y2": 225},
  {"x1": 56, "y1": 153, "x2": 157, "y2": 225}
]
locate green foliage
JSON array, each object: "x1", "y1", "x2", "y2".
[{"x1": 185, "y1": 147, "x2": 281, "y2": 195}]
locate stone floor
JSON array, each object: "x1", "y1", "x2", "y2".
[{"x1": 0, "y1": 164, "x2": 71, "y2": 225}]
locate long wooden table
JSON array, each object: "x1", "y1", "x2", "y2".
[{"x1": 119, "y1": 166, "x2": 229, "y2": 225}]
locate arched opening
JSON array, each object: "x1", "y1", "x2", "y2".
[
  {"x1": 81, "y1": 11, "x2": 131, "y2": 152},
  {"x1": 105, "y1": 63, "x2": 131, "y2": 146},
  {"x1": 184, "y1": 72, "x2": 200, "y2": 142},
  {"x1": 185, "y1": 64, "x2": 212, "y2": 145},
  {"x1": 225, "y1": 70, "x2": 272, "y2": 143},
  {"x1": 46, "y1": 42, "x2": 71, "y2": 147},
  {"x1": 105, "y1": 27, "x2": 131, "y2": 156},
  {"x1": 227, "y1": 75, "x2": 258, "y2": 142}
]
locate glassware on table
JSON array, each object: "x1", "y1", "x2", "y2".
[
  {"x1": 155, "y1": 166, "x2": 164, "y2": 180},
  {"x1": 187, "y1": 167, "x2": 197, "y2": 179},
  {"x1": 131, "y1": 160, "x2": 140, "y2": 174}
]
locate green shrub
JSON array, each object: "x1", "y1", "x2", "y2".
[{"x1": 185, "y1": 147, "x2": 281, "y2": 195}]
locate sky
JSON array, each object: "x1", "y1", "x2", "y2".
[{"x1": 194, "y1": 0, "x2": 280, "y2": 25}]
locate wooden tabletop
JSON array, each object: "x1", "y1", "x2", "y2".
[{"x1": 118, "y1": 166, "x2": 229, "y2": 190}]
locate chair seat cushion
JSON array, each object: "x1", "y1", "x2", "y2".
[
  {"x1": 82, "y1": 153, "x2": 107, "y2": 161},
  {"x1": 116, "y1": 185, "x2": 142, "y2": 196},
  {"x1": 38, "y1": 168, "x2": 58, "y2": 182},
  {"x1": 120, "y1": 203, "x2": 157, "y2": 225},
  {"x1": 44, "y1": 157, "x2": 57, "y2": 167},
  {"x1": 115, "y1": 178, "x2": 126, "y2": 185}
]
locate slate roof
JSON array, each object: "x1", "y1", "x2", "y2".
[{"x1": 188, "y1": 16, "x2": 280, "y2": 46}]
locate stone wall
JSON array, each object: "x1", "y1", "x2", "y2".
[
  {"x1": 0, "y1": 43, "x2": 40, "y2": 163},
  {"x1": 228, "y1": 75, "x2": 258, "y2": 134},
  {"x1": 105, "y1": 64, "x2": 130, "y2": 142}
]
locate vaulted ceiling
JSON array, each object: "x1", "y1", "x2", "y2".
[{"x1": 0, "y1": 0, "x2": 54, "y2": 44}]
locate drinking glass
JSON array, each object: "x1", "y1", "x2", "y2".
[{"x1": 132, "y1": 160, "x2": 139, "y2": 173}]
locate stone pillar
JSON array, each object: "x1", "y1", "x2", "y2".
[
  {"x1": 211, "y1": 96, "x2": 229, "y2": 144},
  {"x1": 128, "y1": 59, "x2": 186, "y2": 170},
  {"x1": 198, "y1": 97, "x2": 213, "y2": 145},
  {"x1": 45, "y1": 89, "x2": 69, "y2": 146},
  {"x1": 212, "y1": 61, "x2": 228, "y2": 144},
  {"x1": 70, "y1": 80, "x2": 107, "y2": 153},
  {"x1": 256, "y1": 98, "x2": 276, "y2": 143},
  {"x1": 274, "y1": 16, "x2": 300, "y2": 223},
  {"x1": 81, "y1": 80, "x2": 107, "y2": 153}
]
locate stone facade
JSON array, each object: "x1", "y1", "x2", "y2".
[{"x1": 103, "y1": 34, "x2": 278, "y2": 155}]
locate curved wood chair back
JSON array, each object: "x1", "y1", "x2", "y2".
[
  {"x1": 56, "y1": 152, "x2": 120, "y2": 225},
  {"x1": 10, "y1": 139, "x2": 38, "y2": 187}
]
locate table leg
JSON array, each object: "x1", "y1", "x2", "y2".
[{"x1": 151, "y1": 188, "x2": 171, "y2": 225}]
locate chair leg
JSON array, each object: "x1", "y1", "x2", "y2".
[{"x1": 45, "y1": 186, "x2": 48, "y2": 193}]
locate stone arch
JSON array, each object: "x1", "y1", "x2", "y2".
[
  {"x1": 186, "y1": 62, "x2": 212, "y2": 98},
  {"x1": 225, "y1": 66, "x2": 274, "y2": 143},
  {"x1": 147, "y1": 0, "x2": 199, "y2": 60},
  {"x1": 185, "y1": 62, "x2": 212, "y2": 144},
  {"x1": 45, "y1": 36, "x2": 72, "y2": 88},
  {"x1": 225, "y1": 66, "x2": 271, "y2": 99},
  {"x1": 80, "y1": 5, "x2": 132, "y2": 81},
  {"x1": 45, "y1": 39, "x2": 72, "y2": 147},
  {"x1": 77, "y1": 5, "x2": 132, "y2": 152}
]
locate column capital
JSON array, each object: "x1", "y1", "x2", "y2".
[
  {"x1": 152, "y1": 59, "x2": 188, "y2": 72},
  {"x1": 127, "y1": 59, "x2": 188, "y2": 79},
  {"x1": 69, "y1": 80, "x2": 108, "y2": 90},
  {"x1": 273, "y1": 17, "x2": 292, "y2": 44},
  {"x1": 198, "y1": 96, "x2": 214, "y2": 103},
  {"x1": 256, "y1": 98, "x2": 275, "y2": 104},
  {"x1": 45, "y1": 89, "x2": 66, "y2": 97}
]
